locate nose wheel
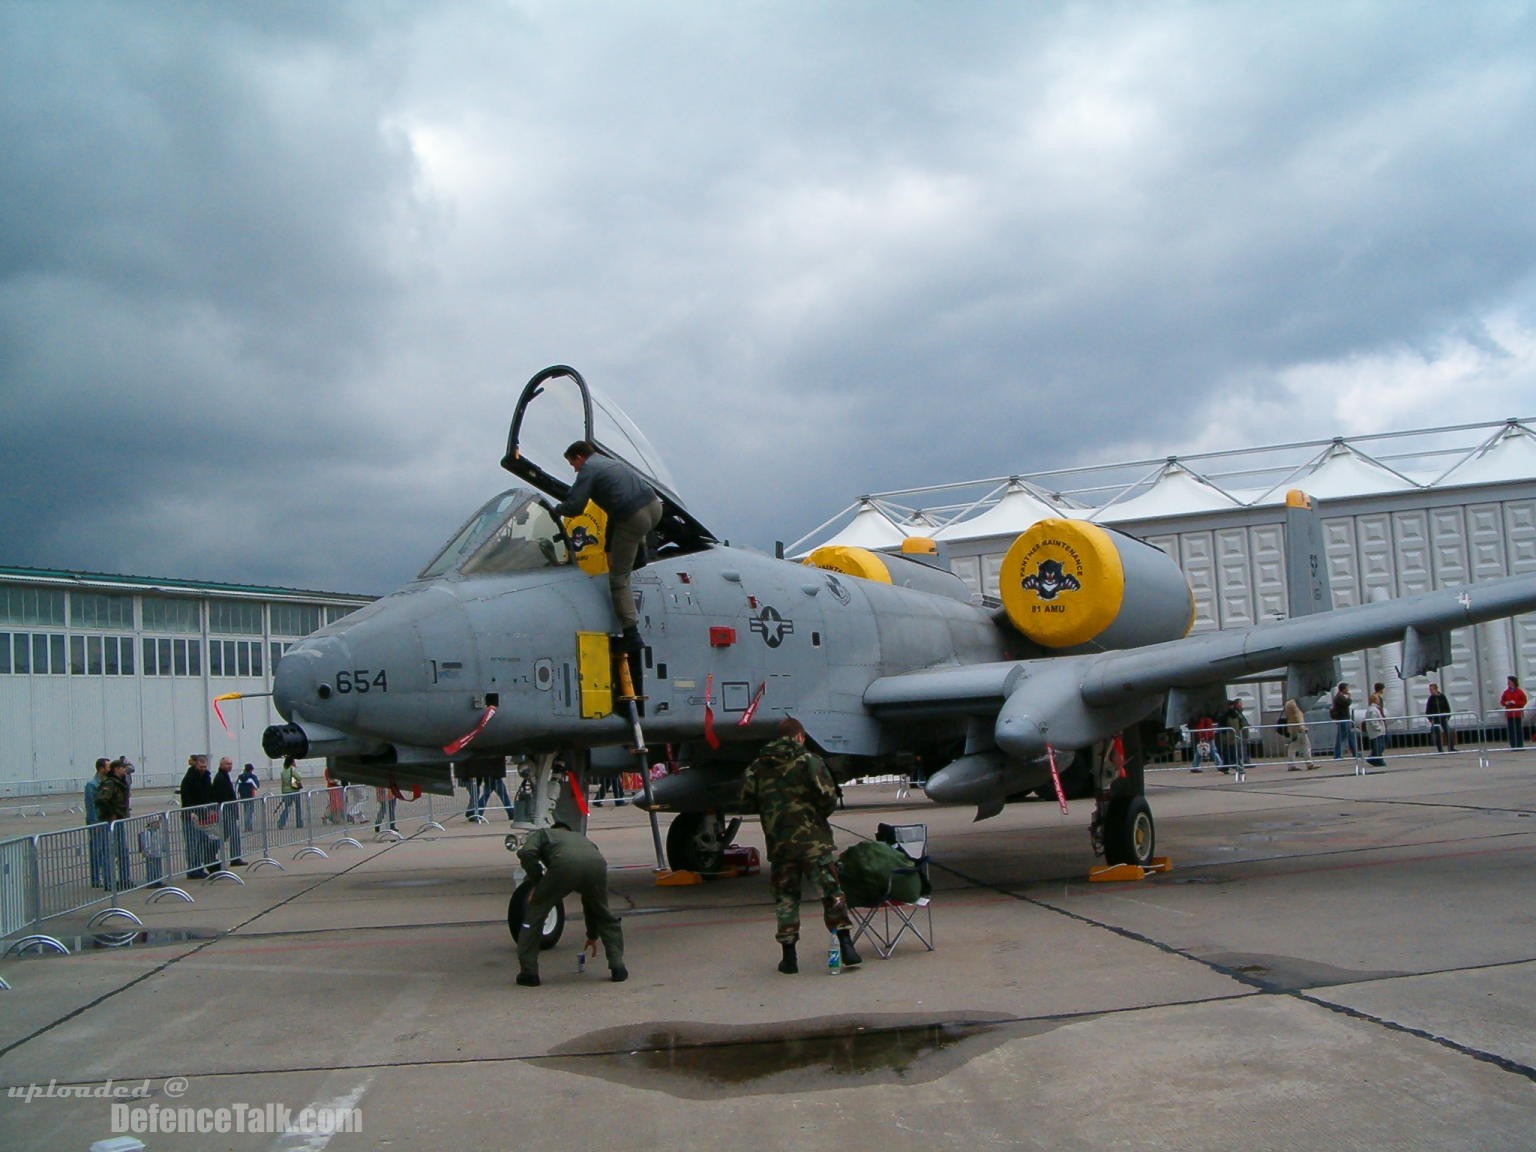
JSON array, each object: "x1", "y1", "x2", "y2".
[{"x1": 507, "y1": 877, "x2": 565, "y2": 949}]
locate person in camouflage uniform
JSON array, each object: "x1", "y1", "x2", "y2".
[
  {"x1": 514, "y1": 822, "x2": 627, "y2": 987},
  {"x1": 739, "y1": 716, "x2": 861, "y2": 974},
  {"x1": 94, "y1": 759, "x2": 132, "y2": 889}
]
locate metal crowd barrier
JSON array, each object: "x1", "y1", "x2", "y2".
[
  {"x1": 0, "y1": 836, "x2": 39, "y2": 941},
  {"x1": 1160, "y1": 706, "x2": 1534, "y2": 773},
  {"x1": 1, "y1": 784, "x2": 448, "y2": 955}
]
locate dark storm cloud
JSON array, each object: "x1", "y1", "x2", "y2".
[{"x1": 3, "y1": 2, "x2": 1536, "y2": 592}]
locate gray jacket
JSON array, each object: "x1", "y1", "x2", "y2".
[{"x1": 553, "y1": 455, "x2": 658, "y2": 521}]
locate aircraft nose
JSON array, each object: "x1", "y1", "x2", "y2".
[{"x1": 272, "y1": 633, "x2": 355, "y2": 722}]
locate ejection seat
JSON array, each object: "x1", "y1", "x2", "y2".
[{"x1": 847, "y1": 823, "x2": 935, "y2": 959}]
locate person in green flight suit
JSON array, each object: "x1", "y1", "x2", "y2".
[
  {"x1": 514, "y1": 822, "x2": 626, "y2": 987},
  {"x1": 739, "y1": 716, "x2": 862, "y2": 974}
]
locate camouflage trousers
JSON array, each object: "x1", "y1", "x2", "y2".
[{"x1": 769, "y1": 848, "x2": 850, "y2": 944}]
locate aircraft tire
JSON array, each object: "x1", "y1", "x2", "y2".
[
  {"x1": 665, "y1": 812, "x2": 724, "y2": 875},
  {"x1": 1103, "y1": 796, "x2": 1155, "y2": 867},
  {"x1": 507, "y1": 878, "x2": 565, "y2": 950}
]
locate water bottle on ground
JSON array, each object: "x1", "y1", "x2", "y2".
[{"x1": 827, "y1": 932, "x2": 841, "y2": 974}]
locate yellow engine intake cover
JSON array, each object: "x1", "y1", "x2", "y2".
[
  {"x1": 1000, "y1": 519, "x2": 1126, "y2": 648},
  {"x1": 802, "y1": 545, "x2": 893, "y2": 584}
]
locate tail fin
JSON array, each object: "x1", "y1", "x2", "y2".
[{"x1": 1283, "y1": 490, "x2": 1340, "y2": 701}]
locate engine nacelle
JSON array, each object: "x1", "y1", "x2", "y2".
[
  {"x1": 999, "y1": 518, "x2": 1194, "y2": 650},
  {"x1": 803, "y1": 544, "x2": 974, "y2": 602}
]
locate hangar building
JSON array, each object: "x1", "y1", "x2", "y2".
[
  {"x1": 792, "y1": 417, "x2": 1536, "y2": 732},
  {"x1": 0, "y1": 569, "x2": 371, "y2": 796}
]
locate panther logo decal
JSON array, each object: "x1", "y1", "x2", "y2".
[
  {"x1": 567, "y1": 525, "x2": 599, "y2": 554},
  {"x1": 1021, "y1": 558, "x2": 1081, "y2": 601}
]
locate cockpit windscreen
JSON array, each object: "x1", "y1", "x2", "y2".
[{"x1": 419, "y1": 490, "x2": 569, "y2": 579}]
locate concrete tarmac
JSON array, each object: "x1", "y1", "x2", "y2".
[{"x1": 2, "y1": 749, "x2": 1533, "y2": 1151}]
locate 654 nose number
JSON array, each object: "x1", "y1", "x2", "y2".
[{"x1": 335, "y1": 670, "x2": 388, "y2": 694}]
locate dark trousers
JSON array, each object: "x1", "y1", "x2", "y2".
[
  {"x1": 88, "y1": 822, "x2": 110, "y2": 887},
  {"x1": 221, "y1": 808, "x2": 242, "y2": 861},
  {"x1": 475, "y1": 778, "x2": 513, "y2": 819},
  {"x1": 277, "y1": 793, "x2": 303, "y2": 828},
  {"x1": 182, "y1": 813, "x2": 216, "y2": 874},
  {"x1": 1334, "y1": 719, "x2": 1359, "y2": 757}
]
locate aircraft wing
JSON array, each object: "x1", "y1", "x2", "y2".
[{"x1": 865, "y1": 572, "x2": 1536, "y2": 756}]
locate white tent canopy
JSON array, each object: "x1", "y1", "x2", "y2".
[
  {"x1": 1436, "y1": 423, "x2": 1536, "y2": 488},
  {"x1": 1092, "y1": 461, "x2": 1243, "y2": 523},
  {"x1": 803, "y1": 498, "x2": 911, "y2": 554},
  {"x1": 1256, "y1": 441, "x2": 1419, "y2": 503},
  {"x1": 934, "y1": 480, "x2": 1065, "y2": 541}
]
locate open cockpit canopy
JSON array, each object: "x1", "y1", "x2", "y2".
[{"x1": 501, "y1": 365, "x2": 716, "y2": 552}]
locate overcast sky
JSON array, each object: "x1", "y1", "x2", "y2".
[{"x1": 5, "y1": 1, "x2": 1536, "y2": 596}]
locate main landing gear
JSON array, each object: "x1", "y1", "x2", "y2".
[
  {"x1": 1098, "y1": 794, "x2": 1156, "y2": 867},
  {"x1": 663, "y1": 811, "x2": 741, "y2": 875},
  {"x1": 1088, "y1": 724, "x2": 1168, "y2": 880}
]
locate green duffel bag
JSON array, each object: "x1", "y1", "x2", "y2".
[{"x1": 837, "y1": 840, "x2": 923, "y2": 906}]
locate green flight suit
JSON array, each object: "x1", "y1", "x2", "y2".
[{"x1": 515, "y1": 827, "x2": 624, "y2": 977}]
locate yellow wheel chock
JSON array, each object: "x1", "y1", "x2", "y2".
[
  {"x1": 1089, "y1": 856, "x2": 1172, "y2": 882},
  {"x1": 654, "y1": 868, "x2": 704, "y2": 886}
]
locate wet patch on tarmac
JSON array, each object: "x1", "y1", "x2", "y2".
[
  {"x1": 534, "y1": 1011, "x2": 1051, "y2": 1098},
  {"x1": 1202, "y1": 952, "x2": 1407, "y2": 992}
]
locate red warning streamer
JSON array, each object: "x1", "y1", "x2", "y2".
[
  {"x1": 212, "y1": 693, "x2": 239, "y2": 736},
  {"x1": 1046, "y1": 744, "x2": 1069, "y2": 815},
  {"x1": 568, "y1": 766, "x2": 590, "y2": 818},
  {"x1": 443, "y1": 705, "x2": 497, "y2": 756},
  {"x1": 736, "y1": 682, "x2": 766, "y2": 727},
  {"x1": 702, "y1": 674, "x2": 720, "y2": 750},
  {"x1": 388, "y1": 774, "x2": 421, "y2": 802}
]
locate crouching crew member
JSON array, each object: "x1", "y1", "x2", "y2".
[{"x1": 514, "y1": 822, "x2": 627, "y2": 987}]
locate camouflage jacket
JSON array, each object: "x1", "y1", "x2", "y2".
[
  {"x1": 738, "y1": 736, "x2": 838, "y2": 861},
  {"x1": 95, "y1": 774, "x2": 130, "y2": 821}
]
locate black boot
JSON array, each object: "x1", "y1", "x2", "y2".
[
  {"x1": 778, "y1": 942, "x2": 798, "y2": 974},
  {"x1": 838, "y1": 929, "x2": 862, "y2": 968}
]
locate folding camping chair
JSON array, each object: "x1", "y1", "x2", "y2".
[{"x1": 847, "y1": 823, "x2": 934, "y2": 959}]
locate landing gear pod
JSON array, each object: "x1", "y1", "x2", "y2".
[{"x1": 1000, "y1": 519, "x2": 1194, "y2": 650}]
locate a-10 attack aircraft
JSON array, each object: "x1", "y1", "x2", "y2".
[{"x1": 261, "y1": 365, "x2": 1536, "y2": 883}]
